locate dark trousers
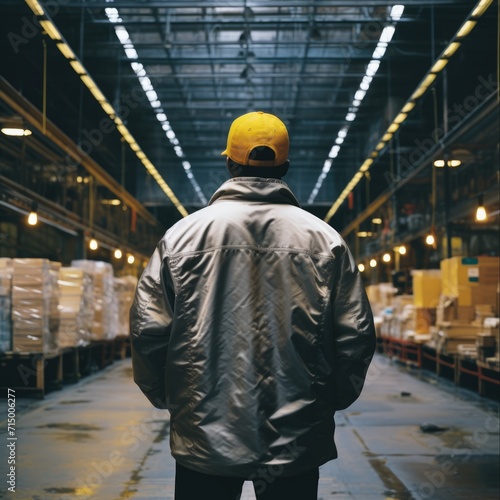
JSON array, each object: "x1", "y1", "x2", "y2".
[{"x1": 175, "y1": 462, "x2": 319, "y2": 500}]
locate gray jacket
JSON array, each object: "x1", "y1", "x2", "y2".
[{"x1": 130, "y1": 177, "x2": 376, "y2": 477}]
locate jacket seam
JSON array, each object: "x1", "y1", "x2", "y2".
[
  {"x1": 165, "y1": 253, "x2": 197, "y2": 419},
  {"x1": 167, "y1": 244, "x2": 336, "y2": 260},
  {"x1": 133, "y1": 278, "x2": 161, "y2": 338}
]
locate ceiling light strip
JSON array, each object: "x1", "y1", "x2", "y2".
[
  {"x1": 24, "y1": 0, "x2": 189, "y2": 218},
  {"x1": 323, "y1": 0, "x2": 493, "y2": 223},
  {"x1": 104, "y1": 2, "x2": 207, "y2": 205},
  {"x1": 308, "y1": 4, "x2": 405, "y2": 205}
]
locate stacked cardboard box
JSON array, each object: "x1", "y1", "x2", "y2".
[
  {"x1": 412, "y1": 269, "x2": 442, "y2": 309},
  {"x1": 389, "y1": 295, "x2": 415, "y2": 340},
  {"x1": 71, "y1": 260, "x2": 117, "y2": 340},
  {"x1": 0, "y1": 258, "x2": 13, "y2": 352},
  {"x1": 366, "y1": 283, "x2": 396, "y2": 316},
  {"x1": 440, "y1": 256, "x2": 499, "y2": 312},
  {"x1": 11, "y1": 259, "x2": 59, "y2": 353},
  {"x1": 476, "y1": 332, "x2": 496, "y2": 362},
  {"x1": 58, "y1": 267, "x2": 94, "y2": 348},
  {"x1": 433, "y1": 256, "x2": 500, "y2": 355},
  {"x1": 435, "y1": 322, "x2": 485, "y2": 353},
  {"x1": 114, "y1": 275, "x2": 138, "y2": 337},
  {"x1": 412, "y1": 270, "x2": 441, "y2": 334}
]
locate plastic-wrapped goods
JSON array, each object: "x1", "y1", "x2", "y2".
[
  {"x1": 114, "y1": 275, "x2": 138, "y2": 337},
  {"x1": 11, "y1": 258, "x2": 59, "y2": 353},
  {"x1": 49, "y1": 261, "x2": 61, "y2": 350},
  {"x1": 0, "y1": 258, "x2": 13, "y2": 352},
  {"x1": 71, "y1": 260, "x2": 117, "y2": 340},
  {"x1": 57, "y1": 267, "x2": 94, "y2": 348}
]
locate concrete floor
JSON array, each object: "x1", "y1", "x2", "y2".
[{"x1": 0, "y1": 354, "x2": 498, "y2": 500}]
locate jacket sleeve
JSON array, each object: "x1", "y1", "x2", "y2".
[
  {"x1": 330, "y1": 243, "x2": 376, "y2": 411},
  {"x1": 130, "y1": 243, "x2": 175, "y2": 409}
]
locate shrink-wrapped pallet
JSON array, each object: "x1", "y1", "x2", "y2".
[
  {"x1": 114, "y1": 275, "x2": 137, "y2": 337},
  {"x1": 11, "y1": 258, "x2": 59, "y2": 353},
  {"x1": 0, "y1": 258, "x2": 13, "y2": 352},
  {"x1": 57, "y1": 267, "x2": 94, "y2": 347},
  {"x1": 71, "y1": 260, "x2": 117, "y2": 340}
]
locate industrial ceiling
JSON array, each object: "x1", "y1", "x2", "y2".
[{"x1": 0, "y1": 0, "x2": 497, "y2": 236}]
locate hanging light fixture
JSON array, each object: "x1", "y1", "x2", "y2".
[
  {"x1": 1, "y1": 116, "x2": 32, "y2": 137},
  {"x1": 382, "y1": 253, "x2": 391, "y2": 263},
  {"x1": 425, "y1": 233, "x2": 435, "y2": 246},
  {"x1": 370, "y1": 258, "x2": 377, "y2": 268},
  {"x1": 398, "y1": 245, "x2": 407, "y2": 255},
  {"x1": 475, "y1": 195, "x2": 487, "y2": 221},
  {"x1": 114, "y1": 248, "x2": 123, "y2": 259},
  {"x1": 127, "y1": 254, "x2": 135, "y2": 264},
  {"x1": 358, "y1": 263, "x2": 365, "y2": 272},
  {"x1": 433, "y1": 159, "x2": 461, "y2": 168},
  {"x1": 89, "y1": 236, "x2": 98, "y2": 250},
  {"x1": 27, "y1": 202, "x2": 38, "y2": 226}
]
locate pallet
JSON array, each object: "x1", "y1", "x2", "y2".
[
  {"x1": 0, "y1": 337, "x2": 126, "y2": 398},
  {"x1": 380, "y1": 335, "x2": 500, "y2": 399},
  {"x1": 113, "y1": 335, "x2": 129, "y2": 360},
  {"x1": 376, "y1": 336, "x2": 421, "y2": 367},
  {"x1": 0, "y1": 351, "x2": 63, "y2": 398}
]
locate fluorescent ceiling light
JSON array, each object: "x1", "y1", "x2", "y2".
[
  {"x1": 421, "y1": 73, "x2": 437, "y2": 88},
  {"x1": 25, "y1": 0, "x2": 44, "y2": 16},
  {"x1": 471, "y1": 0, "x2": 494, "y2": 17},
  {"x1": 39, "y1": 20, "x2": 61, "y2": 41},
  {"x1": 70, "y1": 59, "x2": 86, "y2": 74},
  {"x1": 387, "y1": 122, "x2": 400, "y2": 133},
  {"x1": 1, "y1": 127, "x2": 32, "y2": 137},
  {"x1": 443, "y1": 42, "x2": 461, "y2": 58},
  {"x1": 372, "y1": 43, "x2": 387, "y2": 59},
  {"x1": 431, "y1": 58, "x2": 449, "y2": 73},
  {"x1": 100, "y1": 102, "x2": 115, "y2": 116},
  {"x1": 329, "y1": 145, "x2": 340, "y2": 158},
  {"x1": 390, "y1": 5, "x2": 405, "y2": 20},
  {"x1": 456, "y1": 20, "x2": 477, "y2": 38},
  {"x1": 366, "y1": 60, "x2": 380, "y2": 76},
  {"x1": 393, "y1": 112, "x2": 407, "y2": 124},
  {"x1": 380, "y1": 26, "x2": 396, "y2": 43},
  {"x1": 354, "y1": 89, "x2": 366, "y2": 101},
  {"x1": 401, "y1": 102, "x2": 415, "y2": 113},
  {"x1": 310, "y1": 4, "x2": 403, "y2": 206},
  {"x1": 56, "y1": 43, "x2": 76, "y2": 60}
]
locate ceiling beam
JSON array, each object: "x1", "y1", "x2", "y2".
[{"x1": 36, "y1": 0, "x2": 467, "y2": 7}]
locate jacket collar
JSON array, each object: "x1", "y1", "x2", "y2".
[{"x1": 208, "y1": 177, "x2": 301, "y2": 207}]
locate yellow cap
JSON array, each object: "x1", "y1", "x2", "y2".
[{"x1": 221, "y1": 111, "x2": 289, "y2": 167}]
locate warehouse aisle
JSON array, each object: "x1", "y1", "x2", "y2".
[{"x1": 0, "y1": 355, "x2": 498, "y2": 500}]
